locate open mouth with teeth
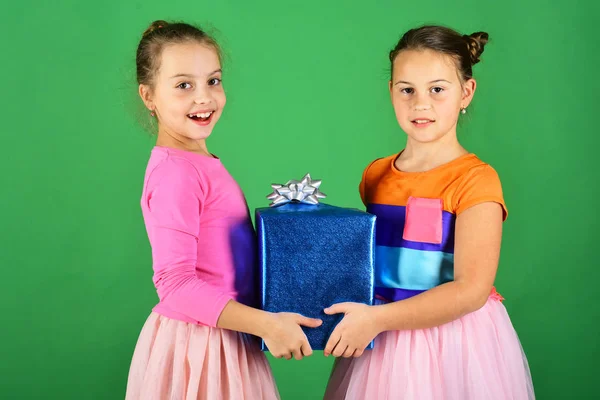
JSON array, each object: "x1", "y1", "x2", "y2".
[
  {"x1": 188, "y1": 111, "x2": 214, "y2": 122},
  {"x1": 411, "y1": 119, "x2": 435, "y2": 127}
]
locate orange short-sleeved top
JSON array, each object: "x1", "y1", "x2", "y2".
[{"x1": 361, "y1": 152, "x2": 507, "y2": 302}]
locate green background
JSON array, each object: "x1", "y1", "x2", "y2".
[{"x1": 2, "y1": 0, "x2": 598, "y2": 399}]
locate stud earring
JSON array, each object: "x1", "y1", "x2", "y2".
[
  {"x1": 460, "y1": 107, "x2": 467, "y2": 115},
  {"x1": 150, "y1": 110, "x2": 156, "y2": 117}
]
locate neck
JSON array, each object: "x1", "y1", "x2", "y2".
[
  {"x1": 156, "y1": 127, "x2": 210, "y2": 157},
  {"x1": 397, "y1": 129, "x2": 467, "y2": 172}
]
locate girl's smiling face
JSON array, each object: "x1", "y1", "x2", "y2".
[
  {"x1": 140, "y1": 42, "x2": 226, "y2": 143},
  {"x1": 390, "y1": 49, "x2": 475, "y2": 143}
]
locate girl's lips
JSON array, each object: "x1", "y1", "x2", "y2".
[
  {"x1": 411, "y1": 119, "x2": 435, "y2": 128},
  {"x1": 188, "y1": 111, "x2": 215, "y2": 126}
]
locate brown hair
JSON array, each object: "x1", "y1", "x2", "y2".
[
  {"x1": 389, "y1": 25, "x2": 489, "y2": 82},
  {"x1": 136, "y1": 20, "x2": 222, "y2": 88}
]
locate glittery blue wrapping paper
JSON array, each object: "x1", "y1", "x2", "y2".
[{"x1": 256, "y1": 203, "x2": 376, "y2": 351}]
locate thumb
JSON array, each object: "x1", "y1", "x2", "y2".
[
  {"x1": 297, "y1": 315, "x2": 323, "y2": 328},
  {"x1": 324, "y1": 302, "x2": 351, "y2": 315}
]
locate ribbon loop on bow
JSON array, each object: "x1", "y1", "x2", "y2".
[{"x1": 267, "y1": 173, "x2": 326, "y2": 206}]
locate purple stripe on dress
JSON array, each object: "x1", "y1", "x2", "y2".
[
  {"x1": 375, "y1": 287, "x2": 425, "y2": 302},
  {"x1": 367, "y1": 203, "x2": 456, "y2": 254}
]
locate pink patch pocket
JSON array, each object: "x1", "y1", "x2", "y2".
[{"x1": 402, "y1": 196, "x2": 443, "y2": 244}]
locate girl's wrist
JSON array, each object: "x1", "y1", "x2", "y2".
[
  {"x1": 371, "y1": 304, "x2": 390, "y2": 333},
  {"x1": 254, "y1": 310, "x2": 276, "y2": 338}
]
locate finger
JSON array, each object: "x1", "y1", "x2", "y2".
[
  {"x1": 324, "y1": 302, "x2": 351, "y2": 315},
  {"x1": 301, "y1": 341, "x2": 313, "y2": 357},
  {"x1": 342, "y1": 346, "x2": 355, "y2": 358},
  {"x1": 296, "y1": 315, "x2": 323, "y2": 328},
  {"x1": 283, "y1": 352, "x2": 292, "y2": 360},
  {"x1": 353, "y1": 349, "x2": 364, "y2": 358},
  {"x1": 324, "y1": 331, "x2": 342, "y2": 357},
  {"x1": 292, "y1": 347, "x2": 303, "y2": 361},
  {"x1": 332, "y1": 340, "x2": 347, "y2": 358}
]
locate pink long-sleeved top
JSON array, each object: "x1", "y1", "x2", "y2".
[{"x1": 140, "y1": 146, "x2": 257, "y2": 327}]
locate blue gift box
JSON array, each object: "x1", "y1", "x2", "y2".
[{"x1": 256, "y1": 202, "x2": 376, "y2": 351}]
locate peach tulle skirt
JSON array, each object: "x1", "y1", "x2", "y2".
[
  {"x1": 324, "y1": 297, "x2": 535, "y2": 400},
  {"x1": 126, "y1": 313, "x2": 279, "y2": 400}
]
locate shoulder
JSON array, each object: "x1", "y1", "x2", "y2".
[
  {"x1": 362, "y1": 153, "x2": 397, "y2": 180},
  {"x1": 455, "y1": 155, "x2": 502, "y2": 186},
  {"x1": 145, "y1": 150, "x2": 205, "y2": 195},
  {"x1": 452, "y1": 155, "x2": 506, "y2": 219}
]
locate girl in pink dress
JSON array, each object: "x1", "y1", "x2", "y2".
[{"x1": 125, "y1": 20, "x2": 322, "y2": 400}]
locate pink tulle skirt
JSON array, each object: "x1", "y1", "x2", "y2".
[
  {"x1": 125, "y1": 313, "x2": 280, "y2": 400},
  {"x1": 324, "y1": 297, "x2": 535, "y2": 400}
]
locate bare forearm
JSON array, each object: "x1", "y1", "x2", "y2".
[
  {"x1": 374, "y1": 281, "x2": 488, "y2": 331},
  {"x1": 216, "y1": 300, "x2": 273, "y2": 337},
  {"x1": 372, "y1": 203, "x2": 502, "y2": 332}
]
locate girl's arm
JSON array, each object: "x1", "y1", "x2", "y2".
[
  {"x1": 147, "y1": 158, "x2": 321, "y2": 359},
  {"x1": 324, "y1": 202, "x2": 503, "y2": 357},
  {"x1": 146, "y1": 159, "x2": 234, "y2": 327},
  {"x1": 374, "y1": 201, "x2": 503, "y2": 330},
  {"x1": 217, "y1": 301, "x2": 322, "y2": 360}
]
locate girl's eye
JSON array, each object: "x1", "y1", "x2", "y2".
[
  {"x1": 177, "y1": 82, "x2": 192, "y2": 89},
  {"x1": 431, "y1": 87, "x2": 444, "y2": 93},
  {"x1": 400, "y1": 88, "x2": 414, "y2": 95},
  {"x1": 208, "y1": 78, "x2": 222, "y2": 86}
]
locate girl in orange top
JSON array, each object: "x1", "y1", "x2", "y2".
[{"x1": 323, "y1": 25, "x2": 535, "y2": 400}]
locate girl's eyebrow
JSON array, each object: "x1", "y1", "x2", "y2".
[
  {"x1": 394, "y1": 79, "x2": 452, "y2": 86},
  {"x1": 170, "y1": 69, "x2": 222, "y2": 79}
]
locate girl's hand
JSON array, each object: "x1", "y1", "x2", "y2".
[
  {"x1": 262, "y1": 312, "x2": 322, "y2": 360},
  {"x1": 323, "y1": 302, "x2": 382, "y2": 358}
]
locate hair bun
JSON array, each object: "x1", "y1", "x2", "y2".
[
  {"x1": 463, "y1": 32, "x2": 489, "y2": 65},
  {"x1": 142, "y1": 20, "x2": 169, "y2": 38}
]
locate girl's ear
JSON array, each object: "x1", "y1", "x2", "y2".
[
  {"x1": 139, "y1": 84, "x2": 154, "y2": 111},
  {"x1": 461, "y1": 78, "x2": 477, "y2": 109}
]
